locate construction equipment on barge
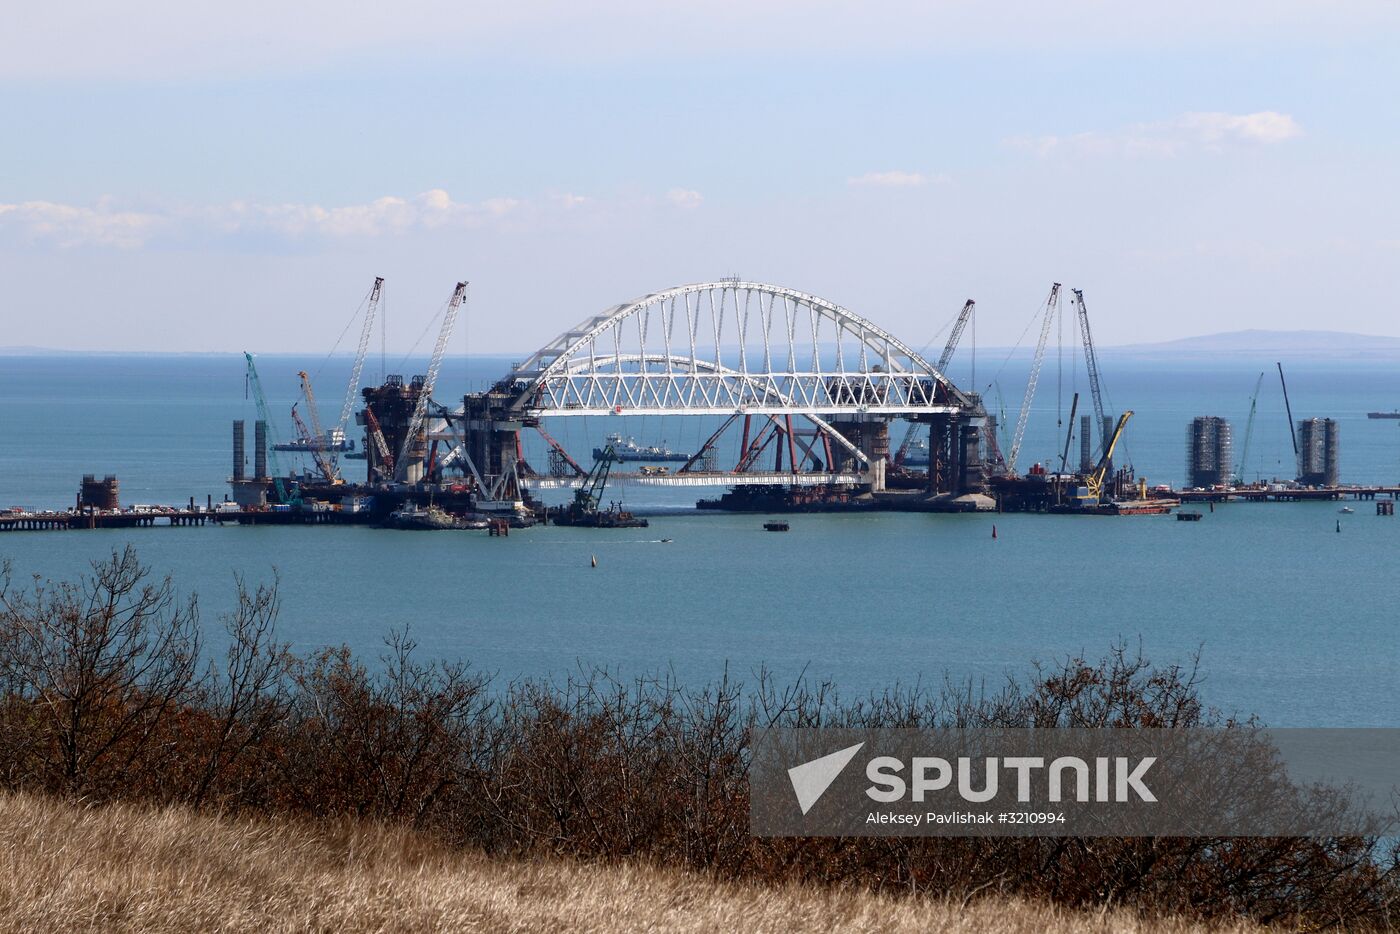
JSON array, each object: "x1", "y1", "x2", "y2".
[
  {"x1": 549, "y1": 446, "x2": 648, "y2": 528},
  {"x1": 1046, "y1": 411, "x2": 1172, "y2": 514}
]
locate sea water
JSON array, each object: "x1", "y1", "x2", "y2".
[{"x1": 1, "y1": 352, "x2": 1397, "y2": 727}]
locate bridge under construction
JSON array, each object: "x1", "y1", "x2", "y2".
[{"x1": 239, "y1": 278, "x2": 1012, "y2": 520}]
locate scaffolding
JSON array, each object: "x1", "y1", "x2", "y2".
[
  {"x1": 1186, "y1": 416, "x2": 1234, "y2": 488},
  {"x1": 1079, "y1": 414, "x2": 1092, "y2": 473},
  {"x1": 1296, "y1": 418, "x2": 1339, "y2": 486}
]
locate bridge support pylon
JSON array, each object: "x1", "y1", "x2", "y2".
[
  {"x1": 459, "y1": 390, "x2": 527, "y2": 503},
  {"x1": 923, "y1": 410, "x2": 987, "y2": 496},
  {"x1": 824, "y1": 417, "x2": 889, "y2": 492}
]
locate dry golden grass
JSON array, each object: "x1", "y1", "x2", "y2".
[{"x1": 0, "y1": 791, "x2": 1259, "y2": 934}]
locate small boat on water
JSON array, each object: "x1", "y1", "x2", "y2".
[
  {"x1": 387, "y1": 504, "x2": 486, "y2": 530},
  {"x1": 274, "y1": 430, "x2": 355, "y2": 453},
  {"x1": 1177, "y1": 511, "x2": 1203, "y2": 521},
  {"x1": 901, "y1": 435, "x2": 931, "y2": 467},
  {"x1": 1339, "y1": 506, "x2": 1355, "y2": 514},
  {"x1": 592, "y1": 433, "x2": 691, "y2": 463},
  {"x1": 763, "y1": 521, "x2": 790, "y2": 532}
]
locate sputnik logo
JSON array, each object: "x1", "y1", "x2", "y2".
[{"x1": 787, "y1": 742, "x2": 865, "y2": 815}]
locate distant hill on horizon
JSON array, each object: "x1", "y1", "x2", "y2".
[{"x1": 1107, "y1": 329, "x2": 1400, "y2": 355}]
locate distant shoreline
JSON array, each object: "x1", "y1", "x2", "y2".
[{"x1": 7, "y1": 329, "x2": 1400, "y2": 359}]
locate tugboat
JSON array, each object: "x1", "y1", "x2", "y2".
[
  {"x1": 387, "y1": 503, "x2": 485, "y2": 530},
  {"x1": 592, "y1": 433, "x2": 691, "y2": 462}
]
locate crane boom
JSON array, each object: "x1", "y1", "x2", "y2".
[
  {"x1": 297, "y1": 370, "x2": 339, "y2": 483},
  {"x1": 1058, "y1": 392, "x2": 1080, "y2": 474},
  {"x1": 338, "y1": 277, "x2": 383, "y2": 446},
  {"x1": 1235, "y1": 372, "x2": 1265, "y2": 485},
  {"x1": 937, "y1": 299, "x2": 976, "y2": 373},
  {"x1": 1071, "y1": 289, "x2": 1108, "y2": 458},
  {"x1": 578, "y1": 445, "x2": 616, "y2": 512},
  {"x1": 1007, "y1": 284, "x2": 1061, "y2": 474},
  {"x1": 1085, "y1": 410, "x2": 1133, "y2": 502},
  {"x1": 363, "y1": 404, "x2": 393, "y2": 479},
  {"x1": 894, "y1": 299, "x2": 976, "y2": 468},
  {"x1": 1277, "y1": 362, "x2": 1299, "y2": 457},
  {"x1": 243, "y1": 352, "x2": 297, "y2": 505},
  {"x1": 395, "y1": 281, "x2": 467, "y2": 481}
]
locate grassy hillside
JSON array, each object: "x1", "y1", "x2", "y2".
[
  {"x1": 0, "y1": 792, "x2": 1258, "y2": 934},
  {"x1": 0, "y1": 550, "x2": 1391, "y2": 928}
]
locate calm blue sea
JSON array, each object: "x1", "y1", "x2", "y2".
[{"x1": 1, "y1": 352, "x2": 1397, "y2": 727}]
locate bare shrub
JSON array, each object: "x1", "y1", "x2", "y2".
[
  {"x1": 279, "y1": 630, "x2": 491, "y2": 825},
  {"x1": 0, "y1": 547, "x2": 200, "y2": 798},
  {"x1": 0, "y1": 550, "x2": 1394, "y2": 927}
]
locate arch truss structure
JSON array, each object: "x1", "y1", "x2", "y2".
[
  {"x1": 501, "y1": 281, "x2": 974, "y2": 418},
  {"x1": 436, "y1": 281, "x2": 988, "y2": 499}
]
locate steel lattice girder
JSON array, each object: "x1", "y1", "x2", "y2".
[{"x1": 504, "y1": 282, "x2": 974, "y2": 418}]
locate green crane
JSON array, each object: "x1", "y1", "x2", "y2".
[
  {"x1": 243, "y1": 352, "x2": 300, "y2": 506},
  {"x1": 1235, "y1": 372, "x2": 1265, "y2": 486},
  {"x1": 573, "y1": 445, "x2": 617, "y2": 516}
]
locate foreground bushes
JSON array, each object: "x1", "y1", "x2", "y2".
[{"x1": 0, "y1": 547, "x2": 1395, "y2": 928}]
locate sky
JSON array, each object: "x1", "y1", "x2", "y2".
[{"x1": 3, "y1": 1, "x2": 1398, "y2": 354}]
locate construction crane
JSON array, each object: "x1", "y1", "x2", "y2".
[
  {"x1": 1234, "y1": 372, "x2": 1265, "y2": 486},
  {"x1": 573, "y1": 445, "x2": 617, "y2": 516},
  {"x1": 288, "y1": 402, "x2": 315, "y2": 465},
  {"x1": 1277, "y1": 362, "x2": 1299, "y2": 461},
  {"x1": 551, "y1": 444, "x2": 646, "y2": 527},
  {"x1": 363, "y1": 404, "x2": 393, "y2": 480},
  {"x1": 1070, "y1": 289, "x2": 1108, "y2": 459},
  {"x1": 1083, "y1": 410, "x2": 1133, "y2": 503},
  {"x1": 395, "y1": 282, "x2": 467, "y2": 481},
  {"x1": 894, "y1": 299, "x2": 976, "y2": 468},
  {"x1": 296, "y1": 370, "x2": 340, "y2": 483},
  {"x1": 337, "y1": 277, "x2": 383, "y2": 458},
  {"x1": 937, "y1": 300, "x2": 976, "y2": 374},
  {"x1": 1007, "y1": 284, "x2": 1062, "y2": 474},
  {"x1": 243, "y1": 352, "x2": 299, "y2": 506},
  {"x1": 981, "y1": 382, "x2": 1008, "y2": 476},
  {"x1": 1058, "y1": 392, "x2": 1080, "y2": 474}
]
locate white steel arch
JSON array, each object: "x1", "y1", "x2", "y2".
[{"x1": 503, "y1": 281, "x2": 973, "y2": 418}]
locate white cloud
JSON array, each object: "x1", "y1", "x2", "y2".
[
  {"x1": 1008, "y1": 111, "x2": 1304, "y2": 158},
  {"x1": 847, "y1": 170, "x2": 946, "y2": 188},
  {"x1": 665, "y1": 189, "x2": 703, "y2": 209},
  {"x1": 1177, "y1": 111, "x2": 1303, "y2": 145},
  {"x1": 0, "y1": 189, "x2": 531, "y2": 248},
  {"x1": 0, "y1": 200, "x2": 164, "y2": 248}
]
